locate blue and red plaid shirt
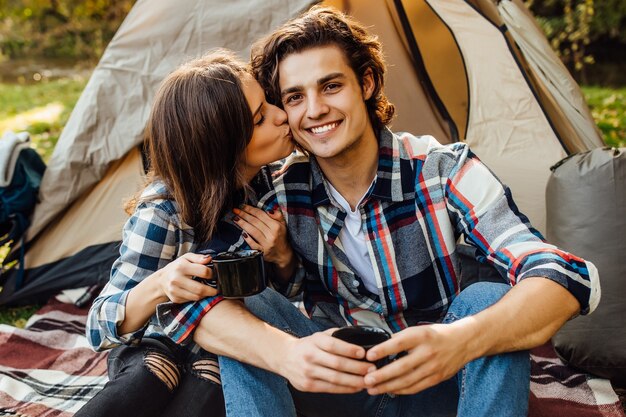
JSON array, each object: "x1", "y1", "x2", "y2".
[{"x1": 158, "y1": 129, "x2": 600, "y2": 341}]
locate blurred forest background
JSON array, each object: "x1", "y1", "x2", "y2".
[
  {"x1": 0, "y1": 0, "x2": 624, "y2": 162},
  {"x1": 0, "y1": 0, "x2": 624, "y2": 325}
]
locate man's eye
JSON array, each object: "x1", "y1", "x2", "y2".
[
  {"x1": 325, "y1": 83, "x2": 340, "y2": 91},
  {"x1": 284, "y1": 94, "x2": 302, "y2": 105}
]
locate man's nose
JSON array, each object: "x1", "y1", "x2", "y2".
[{"x1": 306, "y1": 94, "x2": 329, "y2": 119}]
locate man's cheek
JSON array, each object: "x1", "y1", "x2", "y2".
[
  {"x1": 291, "y1": 134, "x2": 312, "y2": 153},
  {"x1": 296, "y1": 139, "x2": 312, "y2": 153}
]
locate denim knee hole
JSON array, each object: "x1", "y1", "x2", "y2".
[
  {"x1": 143, "y1": 350, "x2": 180, "y2": 392},
  {"x1": 191, "y1": 358, "x2": 221, "y2": 385}
]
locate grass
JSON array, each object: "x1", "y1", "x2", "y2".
[
  {"x1": 0, "y1": 76, "x2": 88, "y2": 161},
  {"x1": 0, "y1": 304, "x2": 41, "y2": 328},
  {"x1": 581, "y1": 85, "x2": 626, "y2": 148}
]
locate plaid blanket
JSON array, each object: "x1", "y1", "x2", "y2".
[
  {"x1": 0, "y1": 298, "x2": 623, "y2": 416},
  {"x1": 0, "y1": 300, "x2": 108, "y2": 416}
]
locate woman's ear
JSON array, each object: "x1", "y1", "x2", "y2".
[{"x1": 362, "y1": 68, "x2": 375, "y2": 100}]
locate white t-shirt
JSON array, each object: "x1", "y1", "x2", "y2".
[{"x1": 326, "y1": 182, "x2": 378, "y2": 294}]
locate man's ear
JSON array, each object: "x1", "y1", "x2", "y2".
[{"x1": 362, "y1": 68, "x2": 375, "y2": 100}]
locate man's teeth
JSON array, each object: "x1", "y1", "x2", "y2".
[{"x1": 310, "y1": 122, "x2": 338, "y2": 134}]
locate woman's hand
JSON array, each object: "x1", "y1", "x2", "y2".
[
  {"x1": 120, "y1": 252, "x2": 219, "y2": 335},
  {"x1": 157, "y1": 252, "x2": 220, "y2": 303},
  {"x1": 232, "y1": 204, "x2": 294, "y2": 269}
]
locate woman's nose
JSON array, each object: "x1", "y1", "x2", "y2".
[{"x1": 273, "y1": 105, "x2": 288, "y2": 125}]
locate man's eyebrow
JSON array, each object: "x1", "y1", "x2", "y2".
[
  {"x1": 318, "y1": 72, "x2": 345, "y2": 85},
  {"x1": 280, "y1": 72, "x2": 346, "y2": 98}
]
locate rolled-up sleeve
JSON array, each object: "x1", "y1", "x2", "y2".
[
  {"x1": 156, "y1": 295, "x2": 224, "y2": 345},
  {"x1": 86, "y1": 202, "x2": 179, "y2": 351},
  {"x1": 443, "y1": 144, "x2": 600, "y2": 315}
]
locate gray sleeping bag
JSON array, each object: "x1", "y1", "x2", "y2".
[{"x1": 547, "y1": 147, "x2": 626, "y2": 385}]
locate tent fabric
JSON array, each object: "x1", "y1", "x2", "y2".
[
  {"x1": 26, "y1": 148, "x2": 144, "y2": 270},
  {"x1": 0, "y1": 149, "x2": 144, "y2": 305},
  {"x1": 395, "y1": 0, "x2": 469, "y2": 141},
  {"x1": 28, "y1": 0, "x2": 317, "y2": 240},
  {"x1": 498, "y1": 0, "x2": 604, "y2": 153},
  {"x1": 548, "y1": 147, "x2": 626, "y2": 385},
  {"x1": 424, "y1": 0, "x2": 568, "y2": 234}
]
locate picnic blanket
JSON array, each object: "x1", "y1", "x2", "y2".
[{"x1": 0, "y1": 298, "x2": 624, "y2": 417}]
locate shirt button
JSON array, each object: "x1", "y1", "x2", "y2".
[{"x1": 352, "y1": 279, "x2": 360, "y2": 287}]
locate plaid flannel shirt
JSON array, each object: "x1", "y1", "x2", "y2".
[
  {"x1": 158, "y1": 129, "x2": 600, "y2": 341},
  {"x1": 86, "y1": 177, "x2": 272, "y2": 351}
]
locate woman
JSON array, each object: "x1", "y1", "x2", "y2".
[{"x1": 76, "y1": 50, "x2": 296, "y2": 417}]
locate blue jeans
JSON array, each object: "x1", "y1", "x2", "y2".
[{"x1": 219, "y1": 282, "x2": 530, "y2": 417}]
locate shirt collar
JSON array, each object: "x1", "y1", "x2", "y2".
[{"x1": 310, "y1": 128, "x2": 414, "y2": 207}]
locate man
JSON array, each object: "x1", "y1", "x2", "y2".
[{"x1": 159, "y1": 6, "x2": 600, "y2": 416}]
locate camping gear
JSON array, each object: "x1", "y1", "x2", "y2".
[
  {"x1": 203, "y1": 250, "x2": 267, "y2": 299},
  {"x1": 0, "y1": 131, "x2": 46, "y2": 290},
  {"x1": 548, "y1": 147, "x2": 626, "y2": 385},
  {"x1": 0, "y1": 132, "x2": 46, "y2": 249},
  {"x1": 0, "y1": 296, "x2": 622, "y2": 416},
  {"x1": 0, "y1": 0, "x2": 604, "y2": 305}
]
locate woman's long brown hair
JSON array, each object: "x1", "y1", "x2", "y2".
[{"x1": 137, "y1": 51, "x2": 254, "y2": 242}]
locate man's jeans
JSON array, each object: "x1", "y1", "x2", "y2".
[{"x1": 219, "y1": 282, "x2": 530, "y2": 417}]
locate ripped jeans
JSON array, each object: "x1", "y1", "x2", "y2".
[{"x1": 75, "y1": 337, "x2": 225, "y2": 417}]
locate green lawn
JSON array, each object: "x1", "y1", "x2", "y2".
[
  {"x1": 0, "y1": 304, "x2": 41, "y2": 328},
  {"x1": 0, "y1": 77, "x2": 88, "y2": 162},
  {"x1": 581, "y1": 86, "x2": 626, "y2": 148},
  {"x1": 0, "y1": 78, "x2": 623, "y2": 327}
]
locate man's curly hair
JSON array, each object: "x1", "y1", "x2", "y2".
[{"x1": 250, "y1": 6, "x2": 395, "y2": 132}]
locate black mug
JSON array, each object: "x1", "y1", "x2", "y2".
[
  {"x1": 198, "y1": 249, "x2": 266, "y2": 298},
  {"x1": 332, "y1": 325, "x2": 391, "y2": 368}
]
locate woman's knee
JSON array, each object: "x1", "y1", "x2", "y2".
[
  {"x1": 190, "y1": 357, "x2": 221, "y2": 385},
  {"x1": 143, "y1": 350, "x2": 181, "y2": 392}
]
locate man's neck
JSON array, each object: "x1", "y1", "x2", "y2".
[{"x1": 316, "y1": 129, "x2": 379, "y2": 211}]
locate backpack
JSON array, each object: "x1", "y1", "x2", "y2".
[{"x1": 0, "y1": 132, "x2": 46, "y2": 287}]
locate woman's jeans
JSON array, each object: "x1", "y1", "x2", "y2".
[
  {"x1": 75, "y1": 337, "x2": 225, "y2": 417},
  {"x1": 219, "y1": 282, "x2": 530, "y2": 417}
]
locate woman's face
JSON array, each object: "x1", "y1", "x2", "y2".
[{"x1": 241, "y1": 73, "x2": 294, "y2": 178}]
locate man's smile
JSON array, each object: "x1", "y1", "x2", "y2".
[{"x1": 305, "y1": 120, "x2": 343, "y2": 135}]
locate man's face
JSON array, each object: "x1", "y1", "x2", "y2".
[{"x1": 278, "y1": 45, "x2": 375, "y2": 162}]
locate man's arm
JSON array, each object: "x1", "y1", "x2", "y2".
[
  {"x1": 193, "y1": 299, "x2": 372, "y2": 393},
  {"x1": 363, "y1": 141, "x2": 593, "y2": 395},
  {"x1": 363, "y1": 277, "x2": 579, "y2": 395}
]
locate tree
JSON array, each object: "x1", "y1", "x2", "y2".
[
  {"x1": 526, "y1": 0, "x2": 626, "y2": 83},
  {"x1": 0, "y1": 0, "x2": 135, "y2": 61}
]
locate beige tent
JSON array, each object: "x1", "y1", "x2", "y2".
[{"x1": 0, "y1": 0, "x2": 603, "y2": 305}]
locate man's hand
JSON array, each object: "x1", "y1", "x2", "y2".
[
  {"x1": 278, "y1": 329, "x2": 373, "y2": 393},
  {"x1": 363, "y1": 323, "x2": 475, "y2": 395}
]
